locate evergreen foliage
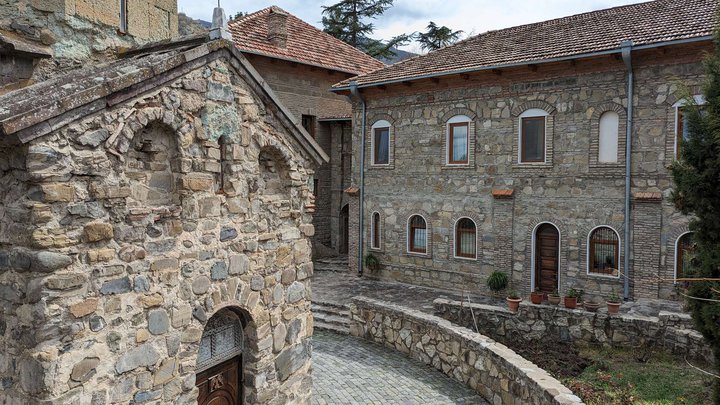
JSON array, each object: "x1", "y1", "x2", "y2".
[
  {"x1": 670, "y1": 27, "x2": 720, "y2": 401},
  {"x1": 417, "y1": 21, "x2": 463, "y2": 51}
]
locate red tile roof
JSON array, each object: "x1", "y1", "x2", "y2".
[
  {"x1": 229, "y1": 6, "x2": 385, "y2": 76},
  {"x1": 333, "y1": 0, "x2": 717, "y2": 89}
]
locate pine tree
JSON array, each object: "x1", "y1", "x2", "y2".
[
  {"x1": 321, "y1": 0, "x2": 411, "y2": 59},
  {"x1": 417, "y1": 21, "x2": 463, "y2": 52},
  {"x1": 670, "y1": 27, "x2": 720, "y2": 401}
]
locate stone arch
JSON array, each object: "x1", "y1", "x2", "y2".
[
  {"x1": 588, "y1": 102, "x2": 627, "y2": 168},
  {"x1": 255, "y1": 145, "x2": 292, "y2": 198},
  {"x1": 367, "y1": 112, "x2": 396, "y2": 127},
  {"x1": 438, "y1": 107, "x2": 477, "y2": 124},
  {"x1": 511, "y1": 100, "x2": 556, "y2": 117}
]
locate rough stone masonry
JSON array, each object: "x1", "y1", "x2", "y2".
[{"x1": 0, "y1": 37, "x2": 326, "y2": 404}]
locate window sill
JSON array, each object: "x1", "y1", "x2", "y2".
[
  {"x1": 368, "y1": 164, "x2": 394, "y2": 170},
  {"x1": 441, "y1": 164, "x2": 474, "y2": 170},
  {"x1": 406, "y1": 251, "x2": 431, "y2": 259},
  {"x1": 453, "y1": 255, "x2": 478, "y2": 262},
  {"x1": 511, "y1": 163, "x2": 553, "y2": 171},
  {"x1": 368, "y1": 247, "x2": 384, "y2": 253},
  {"x1": 586, "y1": 271, "x2": 621, "y2": 279}
]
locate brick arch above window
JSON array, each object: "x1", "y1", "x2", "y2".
[
  {"x1": 589, "y1": 103, "x2": 627, "y2": 172},
  {"x1": 511, "y1": 100, "x2": 556, "y2": 117},
  {"x1": 404, "y1": 210, "x2": 433, "y2": 258},
  {"x1": 449, "y1": 212, "x2": 484, "y2": 261},
  {"x1": 367, "y1": 113, "x2": 396, "y2": 127},
  {"x1": 438, "y1": 107, "x2": 477, "y2": 125}
]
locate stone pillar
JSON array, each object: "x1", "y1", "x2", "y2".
[
  {"x1": 346, "y1": 188, "x2": 360, "y2": 274},
  {"x1": 492, "y1": 189, "x2": 515, "y2": 284},
  {"x1": 631, "y1": 192, "x2": 663, "y2": 299}
]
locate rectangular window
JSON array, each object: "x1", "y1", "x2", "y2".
[
  {"x1": 520, "y1": 117, "x2": 545, "y2": 163},
  {"x1": 448, "y1": 123, "x2": 469, "y2": 164},
  {"x1": 373, "y1": 128, "x2": 389, "y2": 165},
  {"x1": 302, "y1": 115, "x2": 316, "y2": 138},
  {"x1": 313, "y1": 179, "x2": 319, "y2": 197},
  {"x1": 119, "y1": 0, "x2": 129, "y2": 33},
  {"x1": 371, "y1": 213, "x2": 380, "y2": 249}
]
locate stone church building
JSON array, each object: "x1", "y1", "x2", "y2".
[
  {"x1": 333, "y1": 0, "x2": 716, "y2": 302},
  {"x1": 0, "y1": 2, "x2": 334, "y2": 404}
]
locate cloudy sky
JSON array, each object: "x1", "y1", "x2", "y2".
[{"x1": 178, "y1": 0, "x2": 642, "y2": 53}]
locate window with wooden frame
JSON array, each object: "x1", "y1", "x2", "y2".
[
  {"x1": 371, "y1": 212, "x2": 381, "y2": 249},
  {"x1": 454, "y1": 218, "x2": 476, "y2": 258},
  {"x1": 588, "y1": 227, "x2": 619, "y2": 277},
  {"x1": 448, "y1": 122, "x2": 469, "y2": 164},
  {"x1": 520, "y1": 115, "x2": 546, "y2": 163},
  {"x1": 675, "y1": 96, "x2": 706, "y2": 159},
  {"x1": 408, "y1": 215, "x2": 427, "y2": 254},
  {"x1": 676, "y1": 232, "x2": 695, "y2": 280},
  {"x1": 373, "y1": 127, "x2": 390, "y2": 165},
  {"x1": 119, "y1": 0, "x2": 129, "y2": 33}
]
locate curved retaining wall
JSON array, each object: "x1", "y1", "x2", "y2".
[
  {"x1": 348, "y1": 296, "x2": 584, "y2": 405},
  {"x1": 433, "y1": 299, "x2": 712, "y2": 363}
]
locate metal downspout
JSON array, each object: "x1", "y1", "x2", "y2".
[
  {"x1": 350, "y1": 81, "x2": 366, "y2": 276},
  {"x1": 621, "y1": 41, "x2": 634, "y2": 300}
]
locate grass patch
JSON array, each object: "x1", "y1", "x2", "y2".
[{"x1": 564, "y1": 347, "x2": 714, "y2": 404}]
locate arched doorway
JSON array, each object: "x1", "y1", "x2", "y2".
[
  {"x1": 534, "y1": 223, "x2": 560, "y2": 294},
  {"x1": 196, "y1": 309, "x2": 246, "y2": 405},
  {"x1": 339, "y1": 205, "x2": 349, "y2": 254}
]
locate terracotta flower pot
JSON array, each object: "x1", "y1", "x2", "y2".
[
  {"x1": 507, "y1": 297, "x2": 522, "y2": 313},
  {"x1": 607, "y1": 301, "x2": 621, "y2": 314},
  {"x1": 564, "y1": 297, "x2": 577, "y2": 309},
  {"x1": 530, "y1": 292, "x2": 544, "y2": 305},
  {"x1": 547, "y1": 295, "x2": 561, "y2": 306},
  {"x1": 584, "y1": 302, "x2": 601, "y2": 312}
]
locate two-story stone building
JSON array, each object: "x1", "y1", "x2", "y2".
[
  {"x1": 229, "y1": 7, "x2": 384, "y2": 258},
  {"x1": 333, "y1": 0, "x2": 716, "y2": 301}
]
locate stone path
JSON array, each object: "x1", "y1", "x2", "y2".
[{"x1": 312, "y1": 330, "x2": 487, "y2": 405}]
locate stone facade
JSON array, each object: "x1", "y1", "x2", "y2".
[
  {"x1": 349, "y1": 296, "x2": 584, "y2": 405},
  {"x1": 241, "y1": 54, "x2": 356, "y2": 257},
  {"x1": 0, "y1": 40, "x2": 321, "y2": 404},
  {"x1": 434, "y1": 298, "x2": 712, "y2": 364},
  {"x1": 346, "y1": 42, "x2": 711, "y2": 300}
]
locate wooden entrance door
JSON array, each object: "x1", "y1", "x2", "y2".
[
  {"x1": 339, "y1": 205, "x2": 349, "y2": 254},
  {"x1": 196, "y1": 356, "x2": 242, "y2": 405},
  {"x1": 535, "y1": 224, "x2": 559, "y2": 293}
]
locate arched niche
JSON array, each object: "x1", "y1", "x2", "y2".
[
  {"x1": 255, "y1": 146, "x2": 291, "y2": 199},
  {"x1": 126, "y1": 121, "x2": 179, "y2": 206}
]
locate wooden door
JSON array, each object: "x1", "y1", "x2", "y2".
[
  {"x1": 339, "y1": 205, "x2": 349, "y2": 254},
  {"x1": 196, "y1": 356, "x2": 242, "y2": 405},
  {"x1": 535, "y1": 224, "x2": 559, "y2": 293}
]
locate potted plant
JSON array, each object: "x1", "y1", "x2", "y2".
[
  {"x1": 506, "y1": 289, "x2": 522, "y2": 313},
  {"x1": 530, "y1": 287, "x2": 544, "y2": 305},
  {"x1": 564, "y1": 288, "x2": 579, "y2": 309},
  {"x1": 486, "y1": 271, "x2": 509, "y2": 297},
  {"x1": 547, "y1": 289, "x2": 561, "y2": 306},
  {"x1": 606, "y1": 291, "x2": 622, "y2": 314},
  {"x1": 364, "y1": 253, "x2": 380, "y2": 271},
  {"x1": 583, "y1": 300, "x2": 601, "y2": 312}
]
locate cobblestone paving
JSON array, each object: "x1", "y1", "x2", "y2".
[{"x1": 312, "y1": 330, "x2": 488, "y2": 405}]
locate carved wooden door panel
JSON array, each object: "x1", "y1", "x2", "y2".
[
  {"x1": 196, "y1": 356, "x2": 242, "y2": 405},
  {"x1": 535, "y1": 224, "x2": 559, "y2": 294}
]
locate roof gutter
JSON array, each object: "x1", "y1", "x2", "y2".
[
  {"x1": 349, "y1": 81, "x2": 366, "y2": 277},
  {"x1": 621, "y1": 40, "x2": 634, "y2": 301},
  {"x1": 331, "y1": 35, "x2": 713, "y2": 92}
]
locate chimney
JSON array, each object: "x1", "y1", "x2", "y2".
[
  {"x1": 267, "y1": 7, "x2": 288, "y2": 48},
  {"x1": 210, "y1": 3, "x2": 232, "y2": 40}
]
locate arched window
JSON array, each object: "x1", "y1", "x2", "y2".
[
  {"x1": 197, "y1": 309, "x2": 245, "y2": 372},
  {"x1": 371, "y1": 120, "x2": 391, "y2": 165},
  {"x1": 408, "y1": 215, "x2": 427, "y2": 254},
  {"x1": 588, "y1": 226, "x2": 620, "y2": 277},
  {"x1": 447, "y1": 115, "x2": 470, "y2": 165},
  {"x1": 676, "y1": 232, "x2": 696, "y2": 280},
  {"x1": 519, "y1": 109, "x2": 548, "y2": 163},
  {"x1": 371, "y1": 212, "x2": 381, "y2": 249},
  {"x1": 598, "y1": 111, "x2": 619, "y2": 163},
  {"x1": 455, "y1": 218, "x2": 476, "y2": 258}
]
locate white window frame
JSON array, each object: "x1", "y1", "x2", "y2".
[
  {"x1": 453, "y1": 217, "x2": 477, "y2": 260},
  {"x1": 673, "y1": 95, "x2": 706, "y2": 158},
  {"x1": 586, "y1": 225, "x2": 622, "y2": 279},
  {"x1": 406, "y1": 214, "x2": 429, "y2": 256},
  {"x1": 370, "y1": 211, "x2": 381, "y2": 250},
  {"x1": 370, "y1": 120, "x2": 391, "y2": 166},
  {"x1": 446, "y1": 115, "x2": 471, "y2": 166},
  {"x1": 674, "y1": 231, "x2": 694, "y2": 283},
  {"x1": 119, "y1": 0, "x2": 129, "y2": 33},
  {"x1": 598, "y1": 111, "x2": 620, "y2": 163},
  {"x1": 518, "y1": 108, "x2": 549, "y2": 164}
]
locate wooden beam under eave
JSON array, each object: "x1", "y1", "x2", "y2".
[
  {"x1": 431, "y1": 77, "x2": 440, "y2": 84},
  {"x1": 461, "y1": 74, "x2": 470, "y2": 80},
  {"x1": 528, "y1": 64, "x2": 538, "y2": 72},
  {"x1": 402, "y1": 81, "x2": 412, "y2": 87},
  {"x1": 491, "y1": 69, "x2": 502, "y2": 76},
  {"x1": 378, "y1": 85, "x2": 387, "y2": 91}
]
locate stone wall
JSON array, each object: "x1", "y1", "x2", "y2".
[
  {"x1": 434, "y1": 298, "x2": 712, "y2": 363},
  {"x1": 349, "y1": 296, "x2": 584, "y2": 405},
  {"x1": 0, "y1": 57, "x2": 316, "y2": 404},
  {"x1": 349, "y1": 43, "x2": 709, "y2": 299}
]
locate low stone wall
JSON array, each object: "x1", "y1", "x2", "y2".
[
  {"x1": 348, "y1": 297, "x2": 584, "y2": 405},
  {"x1": 434, "y1": 299, "x2": 712, "y2": 363}
]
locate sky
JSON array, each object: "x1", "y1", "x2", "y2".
[{"x1": 178, "y1": 0, "x2": 643, "y2": 53}]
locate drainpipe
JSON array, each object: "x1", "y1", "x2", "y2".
[
  {"x1": 349, "y1": 81, "x2": 366, "y2": 277},
  {"x1": 621, "y1": 40, "x2": 634, "y2": 301}
]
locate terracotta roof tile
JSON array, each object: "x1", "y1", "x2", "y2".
[
  {"x1": 344, "y1": 186, "x2": 359, "y2": 195},
  {"x1": 633, "y1": 192, "x2": 663, "y2": 202},
  {"x1": 229, "y1": 6, "x2": 385, "y2": 76},
  {"x1": 492, "y1": 189, "x2": 515, "y2": 198},
  {"x1": 333, "y1": 0, "x2": 717, "y2": 89}
]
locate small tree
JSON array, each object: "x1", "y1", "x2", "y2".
[
  {"x1": 321, "y1": 0, "x2": 411, "y2": 58},
  {"x1": 417, "y1": 21, "x2": 463, "y2": 52},
  {"x1": 670, "y1": 27, "x2": 720, "y2": 401}
]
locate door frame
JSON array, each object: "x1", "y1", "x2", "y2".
[
  {"x1": 530, "y1": 222, "x2": 561, "y2": 293},
  {"x1": 196, "y1": 355, "x2": 243, "y2": 405},
  {"x1": 339, "y1": 204, "x2": 349, "y2": 254}
]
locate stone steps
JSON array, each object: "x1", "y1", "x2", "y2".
[
  {"x1": 312, "y1": 300, "x2": 351, "y2": 334},
  {"x1": 313, "y1": 257, "x2": 349, "y2": 273}
]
